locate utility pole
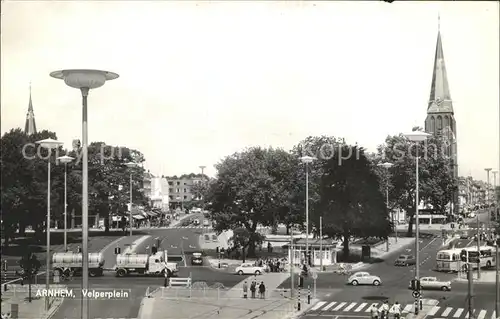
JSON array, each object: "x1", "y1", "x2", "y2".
[
  {"x1": 496, "y1": 237, "x2": 499, "y2": 318},
  {"x1": 476, "y1": 214, "x2": 481, "y2": 279},
  {"x1": 320, "y1": 217, "x2": 323, "y2": 271},
  {"x1": 485, "y1": 168, "x2": 492, "y2": 238},
  {"x1": 468, "y1": 263, "x2": 474, "y2": 319},
  {"x1": 290, "y1": 225, "x2": 294, "y2": 299}
]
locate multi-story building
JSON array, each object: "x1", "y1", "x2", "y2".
[
  {"x1": 143, "y1": 171, "x2": 154, "y2": 199},
  {"x1": 166, "y1": 173, "x2": 205, "y2": 208}
]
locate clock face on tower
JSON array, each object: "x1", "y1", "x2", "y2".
[{"x1": 435, "y1": 97, "x2": 443, "y2": 106}]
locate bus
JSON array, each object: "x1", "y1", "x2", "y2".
[
  {"x1": 463, "y1": 246, "x2": 496, "y2": 269},
  {"x1": 435, "y1": 246, "x2": 496, "y2": 272}
]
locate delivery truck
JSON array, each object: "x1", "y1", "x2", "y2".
[
  {"x1": 52, "y1": 252, "x2": 105, "y2": 277},
  {"x1": 114, "y1": 250, "x2": 178, "y2": 277}
]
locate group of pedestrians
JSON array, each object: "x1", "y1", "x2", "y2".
[
  {"x1": 242, "y1": 280, "x2": 266, "y2": 299},
  {"x1": 254, "y1": 257, "x2": 288, "y2": 273},
  {"x1": 370, "y1": 301, "x2": 402, "y2": 319}
]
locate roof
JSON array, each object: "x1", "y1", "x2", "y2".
[
  {"x1": 283, "y1": 238, "x2": 337, "y2": 249},
  {"x1": 427, "y1": 31, "x2": 454, "y2": 114}
]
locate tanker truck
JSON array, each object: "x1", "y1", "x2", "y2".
[
  {"x1": 52, "y1": 252, "x2": 105, "y2": 277},
  {"x1": 114, "y1": 250, "x2": 178, "y2": 277}
]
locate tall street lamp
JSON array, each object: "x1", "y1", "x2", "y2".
[
  {"x1": 485, "y1": 168, "x2": 492, "y2": 238},
  {"x1": 36, "y1": 138, "x2": 64, "y2": 311},
  {"x1": 57, "y1": 155, "x2": 74, "y2": 252},
  {"x1": 378, "y1": 162, "x2": 395, "y2": 251},
  {"x1": 300, "y1": 155, "x2": 316, "y2": 266},
  {"x1": 125, "y1": 162, "x2": 138, "y2": 237},
  {"x1": 403, "y1": 130, "x2": 430, "y2": 314},
  {"x1": 50, "y1": 69, "x2": 118, "y2": 319},
  {"x1": 493, "y1": 171, "x2": 498, "y2": 222}
]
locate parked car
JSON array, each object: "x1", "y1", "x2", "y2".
[
  {"x1": 193, "y1": 219, "x2": 200, "y2": 226},
  {"x1": 408, "y1": 276, "x2": 451, "y2": 291},
  {"x1": 347, "y1": 272, "x2": 382, "y2": 286},
  {"x1": 394, "y1": 254, "x2": 416, "y2": 266},
  {"x1": 191, "y1": 252, "x2": 203, "y2": 266},
  {"x1": 235, "y1": 263, "x2": 266, "y2": 275}
]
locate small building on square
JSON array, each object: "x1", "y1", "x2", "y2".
[{"x1": 284, "y1": 238, "x2": 339, "y2": 266}]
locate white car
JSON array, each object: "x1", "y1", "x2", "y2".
[
  {"x1": 235, "y1": 263, "x2": 266, "y2": 275},
  {"x1": 347, "y1": 272, "x2": 382, "y2": 286},
  {"x1": 408, "y1": 276, "x2": 451, "y2": 291}
]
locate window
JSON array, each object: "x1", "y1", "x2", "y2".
[
  {"x1": 176, "y1": 188, "x2": 180, "y2": 193},
  {"x1": 169, "y1": 188, "x2": 173, "y2": 193},
  {"x1": 184, "y1": 188, "x2": 187, "y2": 193},
  {"x1": 169, "y1": 196, "x2": 173, "y2": 200},
  {"x1": 184, "y1": 196, "x2": 187, "y2": 200},
  {"x1": 168, "y1": 182, "x2": 173, "y2": 186},
  {"x1": 176, "y1": 182, "x2": 180, "y2": 185},
  {"x1": 430, "y1": 116, "x2": 436, "y2": 133},
  {"x1": 437, "y1": 116, "x2": 443, "y2": 130}
]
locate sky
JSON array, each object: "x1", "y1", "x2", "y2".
[{"x1": 1, "y1": 1, "x2": 499, "y2": 182}]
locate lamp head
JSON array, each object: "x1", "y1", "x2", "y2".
[
  {"x1": 50, "y1": 69, "x2": 119, "y2": 89},
  {"x1": 35, "y1": 138, "x2": 63, "y2": 149},
  {"x1": 125, "y1": 162, "x2": 137, "y2": 168},
  {"x1": 485, "y1": 168, "x2": 492, "y2": 172},
  {"x1": 300, "y1": 156, "x2": 317, "y2": 164},
  {"x1": 57, "y1": 155, "x2": 75, "y2": 164},
  {"x1": 378, "y1": 162, "x2": 394, "y2": 169},
  {"x1": 403, "y1": 131, "x2": 431, "y2": 142}
]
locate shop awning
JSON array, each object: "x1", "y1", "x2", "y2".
[{"x1": 133, "y1": 214, "x2": 145, "y2": 220}]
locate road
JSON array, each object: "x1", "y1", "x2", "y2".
[
  {"x1": 51, "y1": 217, "x2": 243, "y2": 319},
  {"x1": 299, "y1": 211, "x2": 497, "y2": 319}
]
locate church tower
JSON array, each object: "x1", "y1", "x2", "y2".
[
  {"x1": 24, "y1": 83, "x2": 37, "y2": 135},
  {"x1": 424, "y1": 17, "x2": 459, "y2": 214}
]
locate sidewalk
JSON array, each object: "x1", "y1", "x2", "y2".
[
  {"x1": 455, "y1": 270, "x2": 497, "y2": 283},
  {"x1": 1, "y1": 286, "x2": 65, "y2": 319}
]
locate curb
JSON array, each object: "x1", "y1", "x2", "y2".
[
  {"x1": 99, "y1": 236, "x2": 127, "y2": 254},
  {"x1": 281, "y1": 298, "x2": 320, "y2": 319}
]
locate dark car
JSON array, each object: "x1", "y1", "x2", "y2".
[
  {"x1": 394, "y1": 254, "x2": 416, "y2": 266},
  {"x1": 191, "y1": 252, "x2": 203, "y2": 266}
]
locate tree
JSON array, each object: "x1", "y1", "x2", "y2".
[
  {"x1": 228, "y1": 227, "x2": 264, "y2": 262},
  {"x1": 377, "y1": 130, "x2": 457, "y2": 236},
  {"x1": 205, "y1": 147, "x2": 299, "y2": 257},
  {"x1": 19, "y1": 251, "x2": 41, "y2": 302},
  {"x1": 293, "y1": 136, "x2": 390, "y2": 260}
]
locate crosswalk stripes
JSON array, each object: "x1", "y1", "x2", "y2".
[{"x1": 309, "y1": 300, "x2": 496, "y2": 319}]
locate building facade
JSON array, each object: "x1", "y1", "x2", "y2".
[
  {"x1": 166, "y1": 173, "x2": 205, "y2": 208},
  {"x1": 150, "y1": 177, "x2": 170, "y2": 211},
  {"x1": 424, "y1": 22, "x2": 459, "y2": 215}
]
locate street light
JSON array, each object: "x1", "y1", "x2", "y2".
[
  {"x1": 125, "y1": 162, "x2": 138, "y2": 237},
  {"x1": 485, "y1": 168, "x2": 492, "y2": 239},
  {"x1": 378, "y1": 162, "x2": 395, "y2": 251},
  {"x1": 300, "y1": 155, "x2": 316, "y2": 266},
  {"x1": 36, "y1": 138, "x2": 63, "y2": 311},
  {"x1": 403, "y1": 130, "x2": 430, "y2": 314},
  {"x1": 57, "y1": 155, "x2": 75, "y2": 252},
  {"x1": 50, "y1": 69, "x2": 118, "y2": 319}
]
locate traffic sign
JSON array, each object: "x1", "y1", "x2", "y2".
[
  {"x1": 412, "y1": 291, "x2": 420, "y2": 298},
  {"x1": 311, "y1": 270, "x2": 318, "y2": 280}
]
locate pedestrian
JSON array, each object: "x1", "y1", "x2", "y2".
[
  {"x1": 370, "y1": 304, "x2": 379, "y2": 319},
  {"x1": 250, "y1": 281, "x2": 256, "y2": 298},
  {"x1": 242, "y1": 281, "x2": 248, "y2": 299},
  {"x1": 391, "y1": 301, "x2": 401, "y2": 319},
  {"x1": 380, "y1": 301, "x2": 389, "y2": 319},
  {"x1": 259, "y1": 281, "x2": 265, "y2": 299}
]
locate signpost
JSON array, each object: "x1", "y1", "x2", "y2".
[{"x1": 311, "y1": 269, "x2": 318, "y2": 299}]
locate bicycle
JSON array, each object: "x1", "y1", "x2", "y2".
[{"x1": 60, "y1": 270, "x2": 74, "y2": 282}]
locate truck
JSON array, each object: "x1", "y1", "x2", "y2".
[
  {"x1": 52, "y1": 252, "x2": 105, "y2": 277},
  {"x1": 114, "y1": 250, "x2": 178, "y2": 277}
]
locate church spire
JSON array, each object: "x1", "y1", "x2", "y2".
[
  {"x1": 24, "y1": 82, "x2": 37, "y2": 135},
  {"x1": 427, "y1": 17, "x2": 453, "y2": 113}
]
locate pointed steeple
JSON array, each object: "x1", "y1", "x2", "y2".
[
  {"x1": 427, "y1": 18, "x2": 453, "y2": 114},
  {"x1": 24, "y1": 82, "x2": 37, "y2": 135}
]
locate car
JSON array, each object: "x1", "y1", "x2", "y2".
[
  {"x1": 203, "y1": 219, "x2": 209, "y2": 227},
  {"x1": 235, "y1": 263, "x2": 266, "y2": 275},
  {"x1": 191, "y1": 252, "x2": 203, "y2": 266},
  {"x1": 193, "y1": 219, "x2": 200, "y2": 226},
  {"x1": 408, "y1": 276, "x2": 451, "y2": 291},
  {"x1": 394, "y1": 254, "x2": 416, "y2": 266},
  {"x1": 347, "y1": 272, "x2": 382, "y2": 286}
]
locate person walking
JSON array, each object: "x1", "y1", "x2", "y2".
[
  {"x1": 391, "y1": 301, "x2": 401, "y2": 319},
  {"x1": 250, "y1": 281, "x2": 256, "y2": 299},
  {"x1": 242, "y1": 281, "x2": 248, "y2": 299},
  {"x1": 259, "y1": 281, "x2": 265, "y2": 299},
  {"x1": 370, "y1": 304, "x2": 379, "y2": 319},
  {"x1": 380, "y1": 301, "x2": 390, "y2": 319}
]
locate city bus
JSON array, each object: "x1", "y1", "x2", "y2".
[{"x1": 435, "y1": 246, "x2": 496, "y2": 272}]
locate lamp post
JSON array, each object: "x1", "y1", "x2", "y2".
[
  {"x1": 36, "y1": 138, "x2": 64, "y2": 311},
  {"x1": 493, "y1": 171, "x2": 498, "y2": 223},
  {"x1": 50, "y1": 69, "x2": 118, "y2": 319},
  {"x1": 378, "y1": 162, "x2": 395, "y2": 251},
  {"x1": 404, "y1": 130, "x2": 430, "y2": 313},
  {"x1": 125, "y1": 162, "x2": 137, "y2": 237},
  {"x1": 485, "y1": 168, "x2": 492, "y2": 239},
  {"x1": 300, "y1": 156, "x2": 316, "y2": 266},
  {"x1": 57, "y1": 155, "x2": 75, "y2": 252}
]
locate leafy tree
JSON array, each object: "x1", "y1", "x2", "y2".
[
  {"x1": 19, "y1": 251, "x2": 41, "y2": 302},
  {"x1": 293, "y1": 136, "x2": 390, "y2": 259},
  {"x1": 377, "y1": 130, "x2": 457, "y2": 236},
  {"x1": 205, "y1": 147, "x2": 299, "y2": 257},
  {"x1": 228, "y1": 227, "x2": 264, "y2": 262}
]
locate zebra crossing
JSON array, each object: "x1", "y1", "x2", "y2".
[
  {"x1": 168, "y1": 225, "x2": 212, "y2": 229},
  {"x1": 309, "y1": 301, "x2": 496, "y2": 319}
]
